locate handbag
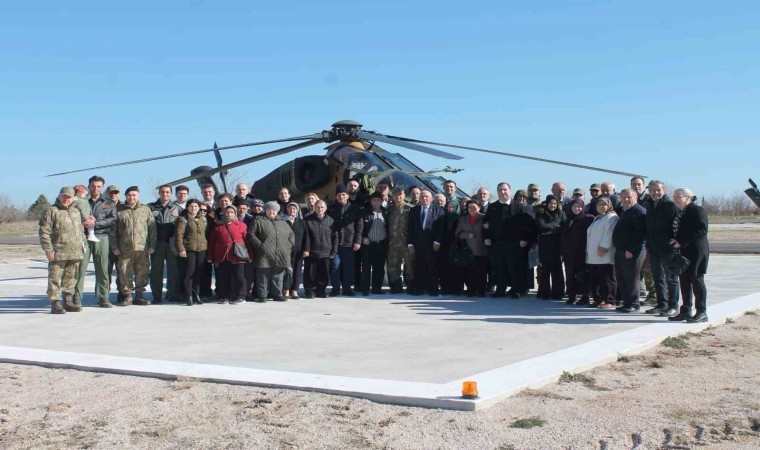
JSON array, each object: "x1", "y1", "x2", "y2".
[
  {"x1": 225, "y1": 225, "x2": 250, "y2": 260},
  {"x1": 667, "y1": 250, "x2": 690, "y2": 275},
  {"x1": 448, "y1": 239, "x2": 474, "y2": 266}
]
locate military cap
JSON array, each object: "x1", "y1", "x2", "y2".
[
  {"x1": 589, "y1": 183, "x2": 601, "y2": 191},
  {"x1": 125, "y1": 186, "x2": 140, "y2": 194},
  {"x1": 106, "y1": 184, "x2": 120, "y2": 194},
  {"x1": 573, "y1": 187, "x2": 585, "y2": 196},
  {"x1": 59, "y1": 186, "x2": 75, "y2": 197},
  {"x1": 527, "y1": 183, "x2": 540, "y2": 191}
]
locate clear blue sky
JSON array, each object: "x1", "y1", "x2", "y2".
[{"x1": 2, "y1": 0, "x2": 758, "y2": 205}]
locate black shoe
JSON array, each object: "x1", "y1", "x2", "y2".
[
  {"x1": 575, "y1": 296, "x2": 590, "y2": 306},
  {"x1": 616, "y1": 305, "x2": 640, "y2": 313},
  {"x1": 304, "y1": 290, "x2": 315, "y2": 299},
  {"x1": 272, "y1": 297, "x2": 287, "y2": 302},
  {"x1": 193, "y1": 295, "x2": 203, "y2": 305},
  {"x1": 490, "y1": 291, "x2": 507, "y2": 298},
  {"x1": 507, "y1": 290, "x2": 521, "y2": 299},
  {"x1": 645, "y1": 306, "x2": 666, "y2": 314},
  {"x1": 230, "y1": 298, "x2": 245, "y2": 304},
  {"x1": 587, "y1": 300, "x2": 599, "y2": 308},
  {"x1": 565, "y1": 296, "x2": 577, "y2": 305},
  {"x1": 317, "y1": 292, "x2": 328, "y2": 299},
  {"x1": 668, "y1": 311, "x2": 692, "y2": 321},
  {"x1": 185, "y1": 297, "x2": 193, "y2": 306},
  {"x1": 686, "y1": 312, "x2": 708, "y2": 323},
  {"x1": 217, "y1": 298, "x2": 229, "y2": 304},
  {"x1": 254, "y1": 298, "x2": 267, "y2": 303},
  {"x1": 329, "y1": 289, "x2": 340, "y2": 297}
]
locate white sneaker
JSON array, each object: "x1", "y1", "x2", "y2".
[{"x1": 87, "y1": 235, "x2": 100, "y2": 242}]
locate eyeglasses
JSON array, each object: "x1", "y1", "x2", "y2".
[{"x1": 200, "y1": 210, "x2": 208, "y2": 213}]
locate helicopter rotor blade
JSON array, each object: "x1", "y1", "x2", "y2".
[
  {"x1": 384, "y1": 135, "x2": 646, "y2": 178},
  {"x1": 161, "y1": 138, "x2": 324, "y2": 187},
  {"x1": 46, "y1": 133, "x2": 326, "y2": 177},
  {"x1": 356, "y1": 131, "x2": 463, "y2": 160}
]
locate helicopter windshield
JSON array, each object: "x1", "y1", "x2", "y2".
[
  {"x1": 330, "y1": 145, "x2": 389, "y2": 176},
  {"x1": 417, "y1": 175, "x2": 470, "y2": 198}
]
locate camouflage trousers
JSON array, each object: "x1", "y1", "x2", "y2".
[
  {"x1": 386, "y1": 241, "x2": 414, "y2": 286},
  {"x1": 118, "y1": 250, "x2": 150, "y2": 297},
  {"x1": 640, "y1": 251, "x2": 655, "y2": 296},
  {"x1": 47, "y1": 259, "x2": 80, "y2": 301}
]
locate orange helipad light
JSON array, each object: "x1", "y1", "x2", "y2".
[{"x1": 461, "y1": 380, "x2": 479, "y2": 399}]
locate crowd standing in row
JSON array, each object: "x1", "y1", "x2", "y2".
[{"x1": 39, "y1": 175, "x2": 710, "y2": 323}]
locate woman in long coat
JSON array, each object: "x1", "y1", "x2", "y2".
[
  {"x1": 248, "y1": 202, "x2": 295, "y2": 303},
  {"x1": 585, "y1": 196, "x2": 619, "y2": 309},
  {"x1": 561, "y1": 199, "x2": 594, "y2": 305},
  {"x1": 454, "y1": 200, "x2": 488, "y2": 296},
  {"x1": 670, "y1": 187, "x2": 710, "y2": 322},
  {"x1": 281, "y1": 202, "x2": 305, "y2": 299},
  {"x1": 536, "y1": 195, "x2": 566, "y2": 300}
]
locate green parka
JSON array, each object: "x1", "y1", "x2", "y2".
[
  {"x1": 39, "y1": 200, "x2": 86, "y2": 261},
  {"x1": 110, "y1": 202, "x2": 157, "y2": 253},
  {"x1": 247, "y1": 215, "x2": 294, "y2": 269},
  {"x1": 175, "y1": 214, "x2": 208, "y2": 253}
]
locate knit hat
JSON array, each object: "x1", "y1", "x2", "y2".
[
  {"x1": 264, "y1": 201, "x2": 280, "y2": 213},
  {"x1": 335, "y1": 184, "x2": 348, "y2": 194},
  {"x1": 252, "y1": 199, "x2": 264, "y2": 207}
]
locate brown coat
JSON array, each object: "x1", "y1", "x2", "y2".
[{"x1": 175, "y1": 215, "x2": 208, "y2": 253}]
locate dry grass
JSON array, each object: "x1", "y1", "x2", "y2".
[{"x1": 0, "y1": 220, "x2": 37, "y2": 237}]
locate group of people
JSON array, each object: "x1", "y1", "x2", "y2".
[{"x1": 39, "y1": 175, "x2": 709, "y2": 323}]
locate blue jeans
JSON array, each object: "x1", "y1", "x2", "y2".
[
  {"x1": 648, "y1": 251, "x2": 680, "y2": 310},
  {"x1": 329, "y1": 247, "x2": 356, "y2": 292}
]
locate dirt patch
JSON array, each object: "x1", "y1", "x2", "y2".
[{"x1": 1, "y1": 315, "x2": 759, "y2": 448}]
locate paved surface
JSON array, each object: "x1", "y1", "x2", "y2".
[{"x1": 1, "y1": 255, "x2": 759, "y2": 383}]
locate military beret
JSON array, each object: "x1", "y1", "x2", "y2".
[{"x1": 125, "y1": 186, "x2": 139, "y2": 194}]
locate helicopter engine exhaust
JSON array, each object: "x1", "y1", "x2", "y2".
[{"x1": 294, "y1": 156, "x2": 330, "y2": 192}]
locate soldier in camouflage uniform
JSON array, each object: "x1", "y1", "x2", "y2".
[
  {"x1": 387, "y1": 187, "x2": 414, "y2": 293},
  {"x1": 39, "y1": 187, "x2": 86, "y2": 314},
  {"x1": 110, "y1": 186, "x2": 157, "y2": 306}
]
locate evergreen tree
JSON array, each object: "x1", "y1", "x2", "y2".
[{"x1": 27, "y1": 194, "x2": 51, "y2": 218}]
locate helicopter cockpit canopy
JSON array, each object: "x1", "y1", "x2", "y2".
[{"x1": 329, "y1": 144, "x2": 390, "y2": 177}]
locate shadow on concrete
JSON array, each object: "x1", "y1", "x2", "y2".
[{"x1": 392, "y1": 298, "x2": 663, "y2": 325}]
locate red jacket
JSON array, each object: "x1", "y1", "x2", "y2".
[{"x1": 207, "y1": 220, "x2": 250, "y2": 264}]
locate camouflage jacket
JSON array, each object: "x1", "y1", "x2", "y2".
[
  {"x1": 110, "y1": 202, "x2": 157, "y2": 253},
  {"x1": 39, "y1": 200, "x2": 86, "y2": 261},
  {"x1": 387, "y1": 201, "x2": 411, "y2": 245}
]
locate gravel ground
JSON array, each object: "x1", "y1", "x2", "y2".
[{"x1": 1, "y1": 314, "x2": 759, "y2": 449}]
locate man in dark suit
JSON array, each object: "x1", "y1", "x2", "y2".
[
  {"x1": 645, "y1": 180, "x2": 680, "y2": 317},
  {"x1": 407, "y1": 190, "x2": 445, "y2": 295},
  {"x1": 483, "y1": 182, "x2": 535, "y2": 298},
  {"x1": 613, "y1": 189, "x2": 647, "y2": 312}
]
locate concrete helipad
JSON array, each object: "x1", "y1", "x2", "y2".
[{"x1": 1, "y1": 255, "x2": 759, "y2": 410}]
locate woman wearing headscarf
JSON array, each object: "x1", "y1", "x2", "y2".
[
  {"x1": 248, "y1": 201, "x2": 295, "y2": 303},
  {"x1": 669, "y1": 188, "x2": 710, "y2": 323},
  {"x1": 585, "y1": 196, "x2": 619, "y2": 308},
  {"x1": 454, "y1": 200, "x2": 488, "y2": 296},
  {"x1": 207, "y1": 205, "x2": 250, "y2": 304},
  {"x1": 535, "y1": 195, "x2": 566, "y2": 300},
  {"x1": 175, "y1": 199, "x2": 207, "y2": 306},
  {"x1": 281, "y1": 202, "x2": 305, "y2": 299},
  {"x1": 561, "y1": 199, "x2": 594, "y2": 305}
]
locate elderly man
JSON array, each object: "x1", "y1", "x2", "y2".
[
  {"x1": 360, "y1": 192, "x2": 389, "y2": 295},
  {"x1": 234, "y1": 183, "x2": 254, "y2": 208},
  {"x1": 74, "y1": 175, "x2": 117, "y2": 309},
  {"x1": 111, "y1": 186, "x2": 157, "y2": 306},
  {"x1": 601, "y1": 181, "x2": 621, "y2": 211},
  {"x1": 149, "y1": 184, "x2": 182, "y2": 303},
  {"x1": 613, "y1": 189, "x2": 647, "y2": 313},
  {"x1": 474, "y1": 187, "x2": 490, "y2": 213},
  {"x1": 407, "y1": 190, "x2": 445, "y2": 296},
  {"x1": 327, "y1": 185, "x2": 363, "y2": 296},
  {"x1": 39, "y1": 187, "x2": 86, "y2": 314},
  {"x1": 631, "y1": 176, "x2": 655, "y2": 301},
  {"x1": 387, "y1": 187, "x2": 413, "y2": 294},
  {"x1": 248, "y1": 202, "x2": 295, "y2": 302},
  {"x1": 302, "y1": 200, "x2": 337, "y2": 298},
  {"x1": 645, "y1": 180, "x2": 680, "y2": 317},
  {"x1": 375, "y1": 182, "x2": 390, "y2": 208},
  {"x1": 551, "y1": 181, "x2": 571, "y2": 206}
]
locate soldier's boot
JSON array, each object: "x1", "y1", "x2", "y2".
[
  {"x1": 51, "y1": 300, "x2": 66, "y2": 314},
  {"x1": 98, "y1": 297, "x2": 114, "y2": 308},
  {"x1": 63, "y1": 293, "x2": 81, "y2": 312},
  {"x1": 72, "y1": 295, "x2": 83, "y2": 311},
  {"x1": 117, "y1": 294, "x2": 133, "y2": 306},
  {"x1": 134, "y1": 294, "x2": 151, "y2": 306}
]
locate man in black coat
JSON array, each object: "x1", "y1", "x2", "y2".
[
  {"x1": 644, "y1": 180, "x2": 680, "y2": 317},
  {"x1": 483, "y1": 182, "x2": 535, "y2": 298},
  {"x1": 407, "y1": 190, "x2": 445, "y2": 295},
  {"x1": 613, "y1": 189, "x2": 647, "y2": 312},
  {"x1": 302, "y1": 200, "x2": 338, "y2": 298},
  {"x1": 327, "y1": 185, "x2": 364, "y2": 296},
  {"x1": 360, "y1": 192, "x2": 389, "y2": 295}
]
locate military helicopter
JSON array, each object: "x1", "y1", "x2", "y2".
[{"x1": 49, "y1": 120, "x2": 645, "y2": 203}]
